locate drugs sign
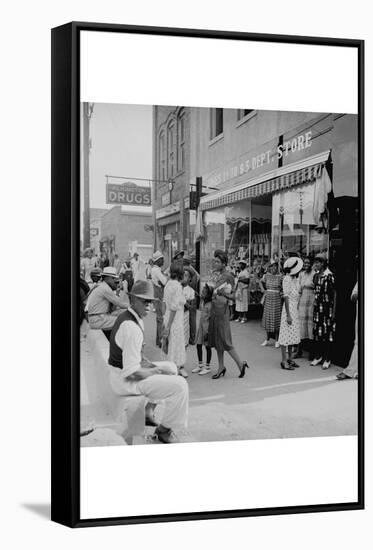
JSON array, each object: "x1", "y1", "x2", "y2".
[{"x1": 106, "y1": 183, "x2": 151, "y2": 206}]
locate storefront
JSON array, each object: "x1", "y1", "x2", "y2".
[
  {"x1": 200, "y1": 150, "x2": 331, "y2": 277},
  {"x1": 198, "y1": 137, "x2": 359, "y2": 367},
  {"x1": 155, "y1": 201, "x2": 181, "y2": 266}
]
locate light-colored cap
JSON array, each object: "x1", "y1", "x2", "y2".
[{"x1": 101, "y1": 266, "x2": 119, "y2": 279}]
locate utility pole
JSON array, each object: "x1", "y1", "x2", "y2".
[
  {"x1": 195, "y1": 176, "x2": 203, "y2": 275},
  {"x1": 83, "y1": 102, "x2": 94, "y2": 249}
]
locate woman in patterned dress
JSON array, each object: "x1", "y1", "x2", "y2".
[
  {"x1": 278, "y1": 257, "x2": 303, "y2": 370},
  {"x1": 311, "y1": 255, "x2": 336, "y2": 369},
  {"x1": 260, "y1": 262, "x2": 283, "y2": 347},
  {"x1": 297, "y1": 257, "x2": 315, "y2": 359},
  {"x1": 208, "y1": 249, "x2": 249, "y2": 379},
  {"x1": 163, "y1": 263, "x2": 188, "y2": 378},
  {"x1": 234, "y1": 260, "x2": 250, "y2": 323}
]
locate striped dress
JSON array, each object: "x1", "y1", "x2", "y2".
[
  {"x1": 262, "y1": 273, "x2": 283, "y2": 333},
  {"x1": 235, "y1": 268, "x2": 250, "y2": 312}
]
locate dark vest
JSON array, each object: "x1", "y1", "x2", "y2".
[{"x1": 108, "y1": 309, "x2": 142, "y2": 369}]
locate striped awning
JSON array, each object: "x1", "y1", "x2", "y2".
[{"x1": 200, "y1": 151, "x2": 330, "y2": 212}]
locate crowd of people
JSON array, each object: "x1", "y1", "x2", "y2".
[{"x1": 80, "y1": 246, "x2": 358, "y2": 443}]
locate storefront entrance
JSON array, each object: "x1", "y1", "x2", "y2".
[{"x1": 201, "y1": 175, "x2": 331, "y2": 279}]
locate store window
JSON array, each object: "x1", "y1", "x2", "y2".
[
  {"x1": 271, "y1": 182, "x2": 329, "y2": 262},
  {"x1": 177, "y1": 111, "x2": 185, "y2": 172},
  {"x1": 210, "y1": 108, "x2": 223, "y2": 140}
]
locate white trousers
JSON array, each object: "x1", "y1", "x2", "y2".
[{"x1": 109, "y1": 362, "x2": 189, "y2": 430}]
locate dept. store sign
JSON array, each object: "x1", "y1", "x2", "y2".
[{"x1": 206, "y1": 131, "x2": 313, "y2": 189}]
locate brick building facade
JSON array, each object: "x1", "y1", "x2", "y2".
[
  {"x1": 152, "y1": 106, "x2": 192, "y2": 266},
  {"x1": 100, "y1": 206, "x2": 153, "y2": 262}
]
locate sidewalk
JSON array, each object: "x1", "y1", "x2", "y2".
[
  {"x1": 81, "y1": 312, "x2": 358, "y2": 444},
  {"x1": 142, "y1": 312, "x2": 358, "y2": 442}
]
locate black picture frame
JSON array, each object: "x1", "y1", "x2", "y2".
[{"x1": 51, "y1": 21, "x2": 364, "y2": 528}]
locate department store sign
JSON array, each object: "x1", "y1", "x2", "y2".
[{"x1": 205, "y1": 130, "x2": 313, "y2": 189}]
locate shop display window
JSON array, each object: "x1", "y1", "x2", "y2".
[{"x1": 272, "y1": 182, "x2": 329, "y2": 261}]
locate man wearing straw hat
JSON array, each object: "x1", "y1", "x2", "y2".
[
  {"x1": 87, "y1": 266, "x2": 128, "y2": 335},
  {"x1": 108, "y1": 279, "x2": 189, "y2": 444}
]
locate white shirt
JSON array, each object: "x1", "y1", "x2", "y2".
[
  {"x1": 151, "y1": 265, "x2": 167, "y2": 287},
  {"x1": 114, "y1": 307, "x2": 145, "y2": 378}
]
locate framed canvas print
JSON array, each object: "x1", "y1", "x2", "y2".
[{"x1": 51, "y1": 22, "x2": 364, "y2": 527}]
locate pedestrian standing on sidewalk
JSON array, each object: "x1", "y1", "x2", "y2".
[
  {"x1": 297, "y1": 257, "x2": 315, "y2": 359},
  {"x1": 151, "y1": 251, "x2": 168, "y2": 348},
  {"x1": 183, "y1": 254, "x2": 199, "y2": 344},
  {"x1": 182, "y1": 268, "x2": 195, "y2": 348},
  {"x1": 260, "y1": 261, "x2": 283, "y2": 346},
  {"x1": 234, "y1": 260, "x2": 250, "y2": 323},
  {"x1": 208, "y1": 249, "x2": 249, "y2": 379},
  {"x1": 336, "y1": 282, "x2": 358, "y2": 380},
  {"x1": 113, "y1": 253, "x2": 121, "y2": 275},
  {"x1": 278, "y1": 257, "x2": 303, "y2": 370},
  {"x1": 81, "y1": 248, "x2": 97, "y2": 283},
  {"x1": 192, "y1": 282, "x2": 213, "y2": 376},
  {"x1": 162, "y1": 263, "x2": 188, "y2": 378},
  {"x1": 146, "y1": 259, "x2": 153, "y2": 279},
  {"x1": 311, "y1": 255, "x2": 336, "y2": 370}
]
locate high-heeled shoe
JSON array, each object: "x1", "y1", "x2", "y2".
[
  {"x1": 238, "y1": 361, "x2": 249, "y2": 378},
  {"x1": 281, "y1": 361, "x2": 295, "y2": 370},
  {"x1": 212, "y1": 368, "x2": 226, "y2": 379}
]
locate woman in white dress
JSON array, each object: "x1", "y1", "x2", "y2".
[
  {"x1": 278, "y1": 257, "x2": 303, "y2": 370},
  {"x1": 163, "y1": 263, "x2": 188, "y2": 378},
  {"x1": 234, "y1": 260, "x2": 250, "y2": 323}
]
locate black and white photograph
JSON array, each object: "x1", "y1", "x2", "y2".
[
  {"x1": 80, "y1": 103, "x2": 359, "y2": 448},
  {"x1": 50, "y1": 22, "x2": 364, "y2": 526}
]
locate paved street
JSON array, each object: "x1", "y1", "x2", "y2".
[{"x1": 81, "y1": 311, "x2": 357, "y2": 445}]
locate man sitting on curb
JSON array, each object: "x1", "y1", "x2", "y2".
[
  {"x1": 108, "y1": 280, "x2": 189, "y2": 444},
  {"x1": 87, "y1": 266, "x2": 128, "y2": 338}
]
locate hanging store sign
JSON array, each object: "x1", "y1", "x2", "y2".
[
  {"x1": 155, "y1": 201, "x2": 180, "y2": 219},
  {"x1": 161, "y1": 191, "x2": 171, "y2": 206},
  {"x1": 106, "y1": 183, "x2": 151, "y2": 206}
]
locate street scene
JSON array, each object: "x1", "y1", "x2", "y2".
[{"x1": 80, "y1": 103, "x2": 359, "y2": 446}]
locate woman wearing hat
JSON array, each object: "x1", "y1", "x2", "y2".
[
  {"x1": 260, "y1": 262, "x2": 283, "y2": 346},
  {"x1": 278, "y1": 257, "x2": 303, "y2": 370},
  {"x1": 234, "y1": 260, "x2": 250, "y2": 323},
  {"x1": 311, "y1": 255, "x2": 336, "y2": 369},
  {"x1": 208, "y1": 249, "x2": 249, "y2": 379}
]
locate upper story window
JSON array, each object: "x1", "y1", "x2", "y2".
[
  {"x1": 210, "y1": 108, "x2": 224, "y2": 140},
  {"x1": 237, "y1": 109, "x2": 254, "y2": 121},
  {"x1": 167, "y1": 121, "x2": 176, "y2": 179},
  {"x1": 159, "y1": 131, "x2": 166, "y2": 182},
  {"x1": 177, "y1": 110, "x2": 185, "y2": 172}
]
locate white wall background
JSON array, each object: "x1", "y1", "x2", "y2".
[{"x1": 0, "y1": 0, "x2": 371, "y2": 548}]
